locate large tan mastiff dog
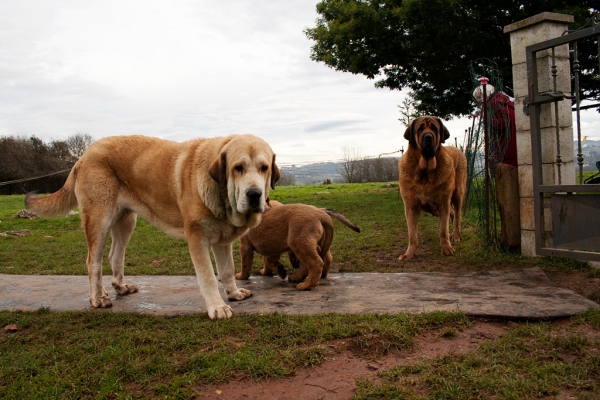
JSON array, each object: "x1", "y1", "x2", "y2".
[
  {"x1": 26, "y1": 134, "x2": 280, "y2": 319},
  {"x1": 398, "y1": 116, "x2": 467, "y2": 260}
]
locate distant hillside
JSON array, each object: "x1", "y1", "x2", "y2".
[
  {"x1": 575, "y1": 140, "x2": 600, "y2": 170},
  {"x1": 280, "y1": 156, "x2": 400, "y2": 185},
  {"x1": 280, "y1": 140, "x2": 600, "y2": 185},
  {"x1": 280, "y1": 162, "x2": 343, "y2": 185}
]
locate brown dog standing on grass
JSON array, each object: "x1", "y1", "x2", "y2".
[
  {"x1": 398, "y1": 116, "x2": 467, "y2": 260},
  {"x1": 236, "y1": 203, "x2": 360, "y2": 290}
]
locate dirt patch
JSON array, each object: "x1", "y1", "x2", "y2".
[
  {"x1": 549, "y1": 271, "x2": 600, "y2": 302},
  {"x1": 196, "y1": 319, "x2": 600, "y2": 399},
  {"x1": 195, "y1": 320, "x2": 510, "y2": 399}
]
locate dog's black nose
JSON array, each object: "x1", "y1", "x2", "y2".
[
  {"x1": 421, "y1": 133, "x2": 436, "y2": 158},
  {"x1": 246, "y1": 188, "x2": 262, "y2": 206}
]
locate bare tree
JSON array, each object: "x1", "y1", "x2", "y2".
[
  {"x1": 337, "y1": 144, "x2": 401, "y2": 183},
  {"x1": 358, "y1": 157, "x2": 399, "y2": 183},
  {"x1": 67, "y1": 132, "x2": 94, "y2": 159},
  {"x1": 338, "y1": 144, "x2": 362, "y2": 183}
]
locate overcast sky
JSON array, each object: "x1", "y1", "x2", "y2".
[{"x1": 1, "y1": 1, "x2": 598, "y2": 167}]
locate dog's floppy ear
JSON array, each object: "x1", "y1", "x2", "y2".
[
  {"x1": 270, "y1": 154, "x2": 281, "y2": 189},
  {"x1": 435, "y1": 117, "x2": 451, "y2": 143},
  {"x1": 209, "y1": 152, "x2": 227, "y2": 189},
  {"x1": 403, "y1": 118, "x2": 418, "y2": 147}
]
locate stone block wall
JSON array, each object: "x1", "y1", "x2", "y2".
[{"x1": 504, "y1": 12, "x2": 575, "y2": 256}]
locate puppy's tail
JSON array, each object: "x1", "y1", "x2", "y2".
[
  {"x1": 322, "y1": 209, "x2": 360, "y2": 233},
  {"x1": 25, "y1": 167, "x2": 78, "y2": 217}
]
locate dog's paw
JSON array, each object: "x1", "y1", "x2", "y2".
[
  {"x1": 296, "y1": 282, "x2": 315, "y2": 291},
  {"x1": 398, "y1": 253, "x2": 414, "y2": 261},
  {"x1": 227, "y1": 288, "x2": 253, "y2": 301},
  {"x1": 90, "y1": 295, "x2": 112, "y2": 308},
  {"x1": 112, "y1": 282, "x2": 138, "y2": 295},
  {"x1": 208, "y1": 304, "x2": 234, "y2": 320},
  {"x1": 451, "y1": 232, "x2": 462, "y2": 242},
  {"x1": 235, "y1": 272, "x2": 250, "y2": 280},
  {"x1": 287, "y1": 272, "x2": 305, "y2": 283},
  {"x1": 441, "y1": 245, "x2": 456, "y2": 256},
  {"x1": 259, "y1": 267, "x2": 274, "y2": 276}
]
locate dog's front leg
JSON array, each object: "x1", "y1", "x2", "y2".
[
  {"x1": 186, "y1": 230, "x2": 234, "y2": 319},
  {"x1": 399, "y1": 206, "x2": 420, "y2": 261},
  {"x1": 438, "y1": 205, "x2": 455, "y2": 256},
  {"x1": 212, "y1": 243, "x2": 253, "y2": 302}
]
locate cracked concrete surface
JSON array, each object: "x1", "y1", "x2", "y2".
[{"x1": 0, "y1": 267, "x2": 597, "y2": 319}]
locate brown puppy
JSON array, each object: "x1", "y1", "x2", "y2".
[
  {"x1": 263, "y1": 200, "x2": 300, "y2": 273},
  {"x1": 236, "y1": 204, "x2": 360, "y2": 290},
  {"x1": 398, "y1": 116, "x2": 467, "y2": 260},
  {"x1": 26, "y1": 134, "x2": 280, "y2": 319}
]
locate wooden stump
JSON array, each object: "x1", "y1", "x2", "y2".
[{"x1": 494, "y1": 163, "x2": 521, "y2": 247}]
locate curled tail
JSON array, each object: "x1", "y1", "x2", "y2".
[
  {"x1": 25, "y1": 168, "x2": 78, "y2": 217},
  {"x1": 322, "y1": 209, "x2": 360, "y2": 233}
]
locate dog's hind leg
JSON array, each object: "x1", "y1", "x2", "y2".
[
  {"x1": 82, "y1": 212, "x2": 113, "y2": 308},
  {"x1": 450, "y1": 193, "x2": 463, "y2": 243},
  {"x1": 287, "y1": 263, "x2": 308, "y2": 283},
  {"x1": 293, "y1": 247, "x2": 323, "y2": 291},
  {"x1": 109, "y1": 210, "x2": 139, "y2": 296}
]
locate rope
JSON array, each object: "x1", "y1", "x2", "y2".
[{"x1": 0, "y1": 169, "x2": 70, "y2": 186}]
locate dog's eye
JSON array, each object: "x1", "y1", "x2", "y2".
[
  {"x1": 234, "y1": 165, "x2": 244, "y2": 173},
  {"x1": 261, "y1": 165, "x2": 269, "y2": 173}
]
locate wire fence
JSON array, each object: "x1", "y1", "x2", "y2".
[
  {"x1": 0, "y1": 169, "x2": 71, "y2": 187},
  {"x1": 464, "y1": 59, "x2": 513, "y2": 244}
]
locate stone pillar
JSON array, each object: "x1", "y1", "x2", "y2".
[{"x1": 504, "y1": 13, "x2": 575, "y2": 256}]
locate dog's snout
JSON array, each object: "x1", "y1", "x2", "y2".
[
  {"x1": 246, "y1": 188, "x2": 263, "y2": 205},
  {"x1": 420, "y1": 132, "x2": 436, "y2": 159}
]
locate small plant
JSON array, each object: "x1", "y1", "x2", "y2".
[{"x1": 438, "y1": 327, "x2": 458, "y2": 339}]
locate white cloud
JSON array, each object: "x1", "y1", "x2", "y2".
[
  {"x1": 0, "y1": 0, "x2": 415, "y2": 164},
  {"x1": 2, "y1": 0, "x2": 597, "y2": 165}
]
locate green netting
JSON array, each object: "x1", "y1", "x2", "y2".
[{"x1": 463, "y1": 59, "x2": 512, "y2": 244}]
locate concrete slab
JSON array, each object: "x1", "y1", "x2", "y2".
[{"x1": 0, "y1": 268, "x2": 597, "y2": 319}]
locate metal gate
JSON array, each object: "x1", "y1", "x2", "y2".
[{"x1": 526, "y1": 21, "x2": 600, "y2": 262}]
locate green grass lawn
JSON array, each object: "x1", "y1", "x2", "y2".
[
  {"x1": 1, "y1": 182, "x2": 593, "y2": 276},
  {"x1": 0, "y1": 183, "x2": 436, "y2": 275},
  {"x1": 1, "y1": 183, "x2": 599, "y2": 399}
]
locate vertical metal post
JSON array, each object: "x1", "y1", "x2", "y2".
[
  {"x1": 479, "y1": 76, "x2": 490, "y2": 243},
  {"x1": 551, "y1": 47, "x2": 562, "y2": 184},
  {"x1": 572, "y1": 41, "x2": 584, "y2": 183}
]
